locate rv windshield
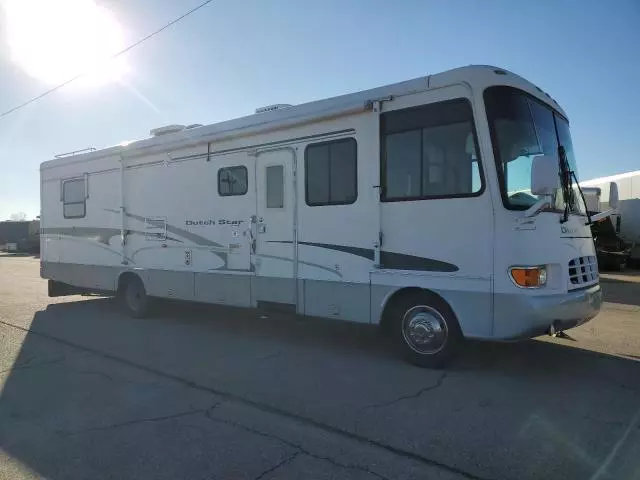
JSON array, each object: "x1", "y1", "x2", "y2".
[{"x1": 484, "y1": 86, "x2": 586, "y2": 215}]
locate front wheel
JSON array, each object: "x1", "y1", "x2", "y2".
[
  {"x1": 392, "y1": 293, "x2": 462, "y2": 368},
  {"x1": 120, "y1": 276, "x2": 152, "y2": 318}
]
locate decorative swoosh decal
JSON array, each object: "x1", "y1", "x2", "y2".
[
  {"x1": 104, "y1": 209, "x2": 224, "y2": 248},
  {"x1": 380, "y1": 251, "x2": 458, "y2": 272},
  {"x1": 40, "y1": 227, "x2": 182, "y2": 245},
  {"x1": 104, "y1": 208, "x2": 228, "y2": 265},
  {"x1": 256, "y1": 253, "x2": 343, "y2": 278},
  {"x1": 269, "y1": 240, "x2": 374, "y2": 261},
  {"x1": 268, "y1": 240, "x2": 459, "y2": 272},
  {"x1": 40, "y1": 233, "x2": 135, "y2": 263},
  {"x1": 40, "y1": 227, "x2": 120, "y2": 245}
]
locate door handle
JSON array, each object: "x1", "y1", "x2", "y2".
[
  {"x1": 258, "y1": 223, "x2": 267, "y2": 234},
  {"x1": 248, "y1": 215, "x2": 257, "y2": 254}
]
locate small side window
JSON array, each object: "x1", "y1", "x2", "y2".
[
  {"x1": 218, "y1": 166, "x2": 248, "y2": 196},
  {"x1": 62, "y1": 178, "x2": 86, "y2": 219},
  {"x1": 305, "y1": 138, "x2": 357, "y2": 206},
  {"x1": 266, "y1": 165, "x2": 284, "y2": 208}
]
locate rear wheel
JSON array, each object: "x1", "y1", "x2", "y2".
[
  {"x1": 120, "y1": 275, "x2": 152, "y2": 318},
  {"x1": 391, "y1": 292, "x2": 462, "y2": 368}
]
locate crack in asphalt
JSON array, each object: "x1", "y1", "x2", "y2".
[
  {"x1": 352, "y1": 372, "x2": 448, "y2": 441},
  {"x1": 58, "y1": 402, "x2": 220, "y2": 437},
  {"x1": 205, "y1": 407, "x2": 392, "y2": 480},
  {"x1": 0, "y1": 318, "x2": 491, "y2": 480},
  {"x1": 0, "y1": 355, "x2": 66, "y2": 375},
  {"x1": 365, "y1": 372, "x2": 449, "y2": 409},
  {"x1": 13, "y1": 354, "x2": 37, "y2": 367},
  {"x1": 256, "y1": 351, "x2": 282, "y2": 361},
  {"x1": 253, "y1": 451, "x2": 301, "y2": 480}
]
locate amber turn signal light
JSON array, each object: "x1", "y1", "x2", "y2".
[{"x1": 509, "y1": 266, "x2": 547, "y2": 288}]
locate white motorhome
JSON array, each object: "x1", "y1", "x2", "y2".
[{"x1": 40, "y1": 65, "x2": 609, "y2": 367}]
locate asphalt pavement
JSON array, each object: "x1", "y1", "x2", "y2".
[{"x1": 0, "y1": 255, "x2": 639, "y2": 479}]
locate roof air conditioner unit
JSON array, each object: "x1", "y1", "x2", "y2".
[
  {"x1": 255, "y1": 104, "x2": 293, "y2": 114},
  {"x1": 150, "y1": 125, "x2": 186, "y2": 136}
]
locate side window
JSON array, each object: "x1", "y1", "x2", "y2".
[
  {"x1": 62, "y1": 178, "x2": 86, "y2": 218},
  {"x1": 382, "y1": 98, "x2": 483, "y2": 201},
  {"x1": 266, "y1": 165, "x2": 284, "y2": 208},
  {"x1": 218, "y1": 166, "x2": 248, "y2": 196},
  {"x1": 305, "y1": 138, "x2": 357, "y2": 206}
]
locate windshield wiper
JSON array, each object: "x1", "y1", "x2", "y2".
[
  {"x1": 558, "y1": 145, "x2": 572, "y2": 224},
  {"x1": 558, "y1": 145, "x2": 592, "y2": 225}
]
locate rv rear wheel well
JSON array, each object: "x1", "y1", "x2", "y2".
[
  {"x1": 379, "y1": 287, "x2": 448, "y2": 336},
  {"x1": 117, "y1": 272, "x2": 141, "y2": 293}
]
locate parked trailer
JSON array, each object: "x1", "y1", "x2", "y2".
[
  {"x1": 582, "y1": 170, "x2": 640, "y2": 266},
  {"x1": 40, "y1": 65, "x2": 606, "y2": 367}
]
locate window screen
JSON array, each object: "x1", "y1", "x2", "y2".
[
  {"x1": 305, "y1": 138, "x2": 357, "y2": 206},
  {"x1": 382, "y1": 99, "x2": 483, "y2": 201},
  {"x1": 266, "y1": 165, "x2": 284, "y2": 208},
  {"x1": 62, "y1": 178, "x2": 86, "y2": 218},
  {"x1": 218, "y1": 166, "x2": 248, "y2": 196}
]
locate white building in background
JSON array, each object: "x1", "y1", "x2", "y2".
[{"x1": 581, "y1": 170, "x2": 640, "y2": 263}]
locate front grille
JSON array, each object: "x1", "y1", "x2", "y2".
[{"x1": 568, "y1": 256, "x2": 598, "y2": 287}]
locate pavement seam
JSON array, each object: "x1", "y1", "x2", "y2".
[
  {"x1": 74, "y1": 369, "x2": 173, "y2": 391},
  {"x1": 0, "y1": 318, "x2": 491, "y2": 480},
  {"x1": 205, "y1": 407, "x2": 391, "y2": 480}
]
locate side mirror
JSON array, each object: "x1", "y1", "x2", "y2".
[
  {"x1": 609, "y1": 181, "x2": 619, "y2": 209},
  {"x1": 531, "y1": 154, "x2": 558, "y2": 196}
]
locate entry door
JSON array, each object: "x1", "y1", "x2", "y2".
[{"x1": 252, "y1": 150, "x2": 296, "y2": 308}]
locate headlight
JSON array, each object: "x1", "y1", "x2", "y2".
[{"x1": 510, "y1": 266, "x2": 547, "y2": 288}]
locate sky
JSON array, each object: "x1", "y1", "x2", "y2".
[{"x1": 0, "y1": 0, "x2": 638, "y2": 220}]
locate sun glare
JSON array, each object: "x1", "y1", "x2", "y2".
[{"x1": 4, "y1": 0, "x2": 127, "y2": 86}]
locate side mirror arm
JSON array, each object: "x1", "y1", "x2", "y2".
[{"x1": 522, "y1": 197, "x2": 552, "y2": 218}]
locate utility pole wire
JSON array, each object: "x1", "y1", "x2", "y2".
[{"x1": 0, "y1": 0, "x2": 215, "y2": 119}]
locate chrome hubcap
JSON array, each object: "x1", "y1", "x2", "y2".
[{"x1": 402, "y1": 306, "x2": 448, "y2": 354}]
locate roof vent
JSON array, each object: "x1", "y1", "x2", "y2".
[
  {"x1": 255, "y1": 104, "x2": 293, "y2": 114},
  {"x1": 150, "y1": 124, "x2": 186, "y2": 136},
  {"x1": 185, "y1": 124, "x2": 203, "y2": 129}
]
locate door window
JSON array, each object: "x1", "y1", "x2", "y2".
[{"x1": 266, "y1": 165, "x2": 284, "y2": 208}]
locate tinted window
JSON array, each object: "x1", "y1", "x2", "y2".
[
  {"x1": 385, "y1": 130, "x2": 421, "y2": 198},
  {"x1": 266, "y1": 165, "x2": 284, "y2": 208},
  {"x1": 305, "y1": 138, "x2": 357, "y2": 206},
  {"x1": 62, "y1": 178, "x2": 86, "y2": 218},
  {"x1": 63, "y1": 203, "x2": 85, "y2": 219},
  {"x1": 218, "y1": 166, "x2": 248, "y2": 196},
  {"x1": 382, "y1": 99, "x2": 483, "y2": 201}
]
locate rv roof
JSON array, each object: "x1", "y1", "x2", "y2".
[{"x1": 42, "y1": 65, "x2": 565, "y2": 169}]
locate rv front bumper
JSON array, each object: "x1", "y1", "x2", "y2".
[{"x1": 492, "y1": 284, "x2": 602, "y2": 339}]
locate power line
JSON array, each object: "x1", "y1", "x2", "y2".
[{"x1": 0, "y1": 0, "x2": 215, "y2": 119}]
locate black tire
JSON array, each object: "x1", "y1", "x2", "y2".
[
  {"x1": 391, "y1": 292, "x2": 462, "y2": 368},
  {"x1": 120, "y1": 275, "x2": 152, "y2": 318}
]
